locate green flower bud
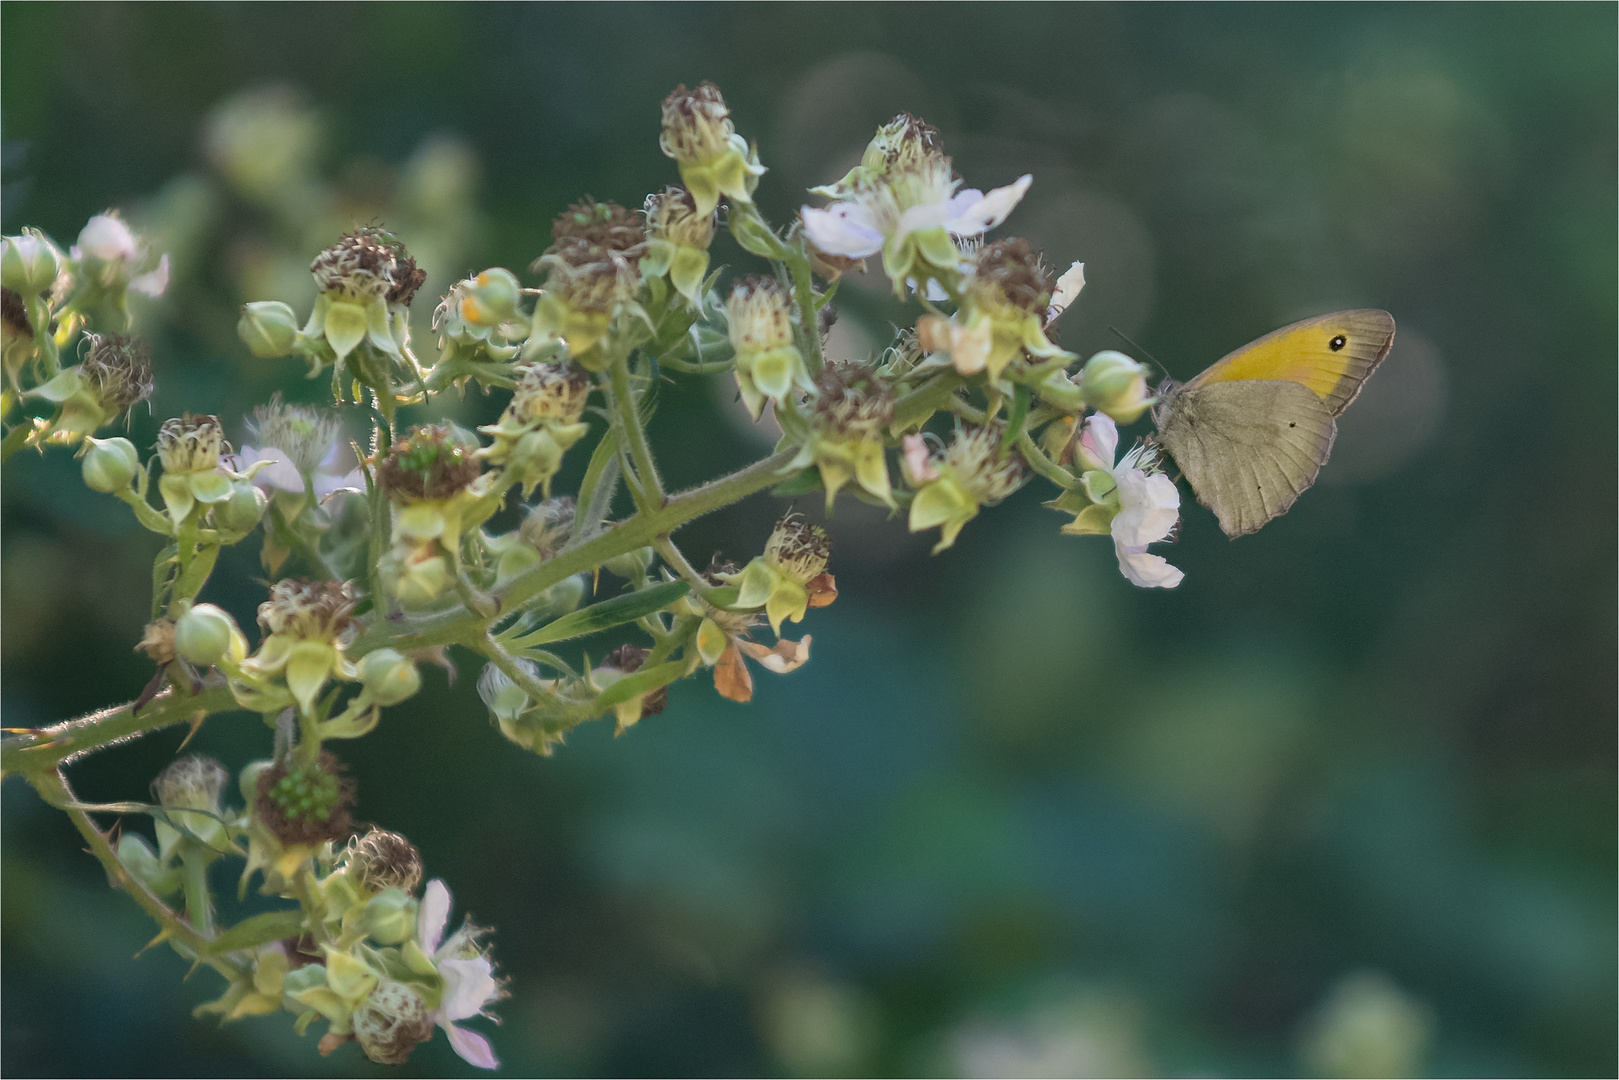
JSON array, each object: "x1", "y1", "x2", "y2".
[
  {"x1": 461, "y1": 267, "x2": 522, "y2": 327},
  {"x1": 2, "y1": 230, "x2": 61, "y2": 295},
  {"x1": 174, "y1": 603, "x2": 243, "y2": 668},
  {"x1": 153, "y1": 754, "x2": 231, "y2": 857},
  {"x1": 238, "y1": 301, "x2": 300, "y2": 358},
  {"x1": 1080, "y1": 350, "x2": 1152, "y2": 424},
  {"x1": 213, "y1": 479, "x2": 267, "y2": 533},
  {"x1": 81, "y1": 436, "x2": 140, "y2": 493},
  {"x1": 353, "y1": 980, "x2": 434, "y2": 1066},
  {"x1": 359, "y1": 648, "x2": 421, "y2": 707},
  {"x1": 603, "y1": 545, "x2": 654, "y2": 580},
  {"x1": 117, "y1": 832, "x2": 182, "y2": 896},
  {"x1": 361, "y1": 888, "x2": 419, "y2": 946}
]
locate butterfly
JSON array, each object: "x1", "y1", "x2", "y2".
[{"x1": 1153, "y1": 310, "x2": 1396, "y2": 538}]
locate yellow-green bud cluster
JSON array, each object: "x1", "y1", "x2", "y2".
[
  {"x1": 642, "y1": 187, "x2": 716, "y2": 304},
  {"x1": 435, "y1": 268, "x2": 524, "y2": 347},
  {"x1": 726, "y1": 276, "x2": 810, "y2": 420}
]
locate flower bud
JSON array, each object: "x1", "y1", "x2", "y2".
[
  {"x1": 460, "y1": 267, "x2": 522, "y2": 328},
  {"x1": 81, "y1": 436, "x2": 140, "y2": 493},
  {"x1": 477, "y1": 660, "x2": 534, "y2": 722},
  {"x1": 359, "y1": 648, "x2": 421, "y2": 707},
  {"x1": 1080, "y1": 350, "x2": 1152, "y2": 424},
  {"x1": 213, "y1": 479, "x2": 268, "y2": 533},
  {"x1": 2, "y1": 230, "x2": 60, "y2": 294},
  {"x1": 174, "y1": 603, "x2": 243, "y2": 668},
  {"x1": 238, "y1": 300, "x2": 300, "y2": 358},
  {"x1": 361, "y1": 888, "x2": 419, "y2": 946},
  {"x1": 153, "y1": 754, "x2": 231, "y2": 857},
  {"x1": 603, "y1": 545, "x2": 654, "y2": 580},
  {"x1": 117, "y1": 832, "x2": 182, "y2": 896},
  {"x1": 352, "y1": 980, "x2": 434, "y2": 1066}
]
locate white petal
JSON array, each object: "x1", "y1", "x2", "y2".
[
  {"x1": 896, "y1": 200, "x2": 953, "y2": 236},
  {"x1": 130, "y1": 254, "x2": 170, "y2": 297},
  {"x1": 908, "y1": 278, "x2": 950, "y2": 302},
  {"x1": 942, "y1": 174, "x2": 1032, "y2": 236},
  {"x1": 800, "y1": 204, "x2": 883, "y2": 258},
  {"x1": 1078, "y1": 413, "x2": 1118, "y2": 471},
  {"x1": 1046, "y1": 261, "x2": 1086, "y2": 325},
  {"x1": 1112, "y1": 506, "x2": 1178, "y2": 547},
  {"x1": 1115, "y1": 541, "x2": 1184, "y2": 588},
  {"x1": 444, "y1": 1022, "x2": 500, "y2": 1069},
  {"x1": 418, "y1": 878, "x2": 451, "y2": 955},
  {"x1": 241, "y1": 446, "x2": 305, "y2": 493},
  {"x1": 439, "y1": 956, "x2": 500, "y2": 1021},
  {"x1": 76, "y1": 215, "x2": 138, "y2": 261},
  {"x1": 314, "y1": 467, "x2": 366, "y2": 499}
]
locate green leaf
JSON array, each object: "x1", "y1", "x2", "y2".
[
  {"x1": 1001, "y1": 383, "x2": 1032, "y2": 453},
  {"x1": 573, "y1": 429, "x2": 621, "y2": 543},
  {"x1": 509, "y1": 580, "x2": 690, "y2": 649},
  {"x1": 593, "y1": 659, "x2": 686, "y2": 709},
  {"x1": 770, "y1": 467, "x2": 825, "y2": 497},
  {"x1": 206, "y1": 909, "x2": 306, "y2": 956}
]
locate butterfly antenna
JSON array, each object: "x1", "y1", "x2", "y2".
[{"x1": 1108, "y1": 326, "x2": 1164, "y2": 377}]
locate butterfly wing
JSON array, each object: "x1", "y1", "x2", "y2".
[
  {"x1": 1158, "y1": 379, "x2": 1337, "y2": 538},
  {"x1": 1184, "y1": 309, "x2": 1395, "y2": 417}
]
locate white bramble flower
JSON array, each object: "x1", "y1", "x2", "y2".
[
  {"x1": 1064, "y1": 412, "x2": 1183, "y2": 588},
  {"x1": 73, "y1": 213, "x2": 170, "y2": 298},
  {"x1": 231, "y1": 395, "x2": 362, "y2": 499},
  {"x1": 800, "y1": 117, "x2": 1031, "y2": 297},
  {"x1": 417, "y1": 879, "x2": 502, "y2": 1069}
]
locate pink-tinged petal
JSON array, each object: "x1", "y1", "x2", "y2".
[
  {"x1": 800, "y1": 204, "x2": 883, "y2": 258},
  {"x1": 901, "y1": 434, "x2": 939, "y2": 485},
  {"x1": 444, "y1": 1023, "x2": 500, "y2": 1070},
  {"x1": 735, "y1": 635, "x2": 811, "y2": 674},
  {"x1": 942, "y1": 175, "x2": 1032, "y2": 236},
  {"x1": 1115, "y1": 542, "x2": 1184, "y2": 589},
  {"x1": 439, "y1": 956, "x2": 500, "y2": 1022},
  {"x1": 76, "y1": 215, "x2": 139, "y2": 261},
  {"x1": 1112, "y1": 470, "x2": 1179, "y2": 546},
  {"x1": 1077, "y1": 413, "x2": 1118, "y2": 472},
  {"x1": 418, "y1": 879, "x2": 451, "y2": 955},
  {"x1": 130, "y1": 253, "x2": 170, "y2": 297},
  {"x1": 1046, "y1": 261, "x2": 1085, "y2": 326}
]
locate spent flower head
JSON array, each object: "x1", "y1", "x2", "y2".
[
  {"x1": 905, "y1": 425, "x2": 1027, "y2": 553},
  {"x1": 642, "y1": 186, "x2": 716, "y2": 305},
  {"x1": 659, "y1": 83, "x2": 765, "y2": 218}
]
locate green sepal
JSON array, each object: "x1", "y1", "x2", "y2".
[{"x1": 205, "y1": 909, "x2": 306, "y2": 957}]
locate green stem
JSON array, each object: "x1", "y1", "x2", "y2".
[
  {"x1": 891, "y1": 372, "x2": 963, "y2": 432},
  {"x1": 608, "y1": 351, "x2": 663, "y2": 509},
  {"x1": 1, "y1": 683, "x2": 238, "y2": 774},
  {"x1": 658, "y1": 356, "x2": 734, "y2": 375},
  {"x1": 26, "y1": 769, "x2": 244, "y2": 977},
  {"x1": 655, "y1": 536, "x2": 721, "y2": 601},
  {"x1": 787, "y1": 239, "x2": 825, "y2": 375},
  {"x1": 180, "y1": 848, "x2": 216, "y2": 937},
  {"x1": 1017, "y1": 430, "x2": 1078, "y2": 490}
]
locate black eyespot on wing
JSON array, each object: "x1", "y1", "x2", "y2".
[
  {"x1": 1288, "y1": 421, "x2": 1296, "y2": 428},
  {"x1": 1329, "y1": 334, "x2": 1347, "y2": 351}
]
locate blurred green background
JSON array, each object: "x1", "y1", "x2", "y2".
[{"x1": 3, "y1": 3, "x2": 1614, "y2": 1076}]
